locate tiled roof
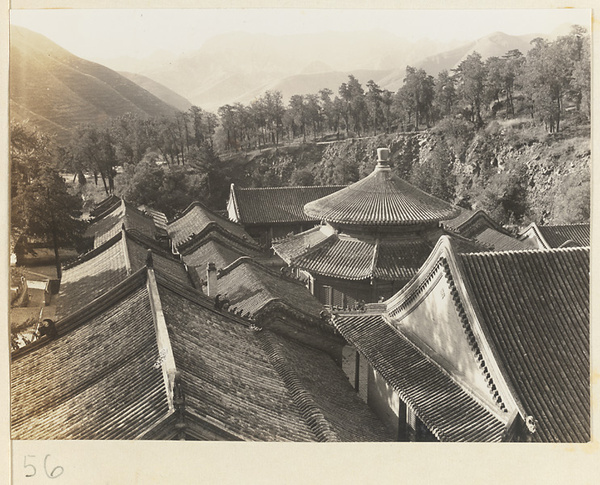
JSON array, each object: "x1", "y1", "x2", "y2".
[
  {"x1": 373, "y1": 240, "x2": 434, "y2": 280},
  {"x1": 56, "y1": 230, "x2": 192, "y2": 319},
  {"x1": 229, "y1": 184, "x2": 346, "y2": 224},
  {"x1": 11, "y1": 283, "x2": 169, "y2": 439},
  {"x1": 182, "y1": 237, "x2": 249, "y2": 271},
  {"x1": 537, "y1": 223, "x2": 590, "y2": 248},
  {"x1": 457, "y1": 247, "x2": 590, "y2": 442},
  {"x1": 304, "y1": 164, "x2": 459, "y2": 225},
  {"x1": 274, "y1": 228, "x2": 432, "y2": 281},
  {"x1": 447, "y1": 233, "x2": 490, "y2": 254},
  {"x1": 441, "y1": 207, "x2": 475, "y2": 231},
  {"x1": 13, "y1": 247, "x2": 394, "y2": 442},
  {"x1": 473, "y1": 228, "x2": 533, "y2": 251},
  {"x1": 168, "y1": 201, "x2": 254, "y2": 248},
  {"x1": 333, "y1": 313, "x2": 507, "y2": 442},
  {"x1": 441, "y1": 209, "x2": 531, "y2": 251},
  {"x1": 138, "y1": 205, "x2": 169, "y2": 232},
  {"x1": 56, "y1": 235, "x2": 129, "y2": 319},
  {"x1": 157, "y1": 281, "x2": 317, "y2": 441},
  {"x1": 125, "y1": 233, "x2": 191, "y2": 287},
  {"x1": 270, "y1": 226, "x2": 331, "y2": 260},
  {"x1": 85, "y1": 200, "x2": 157, "y2": 248},
  {"x1": 216, "y1": 257, "x2": 324, "y2": 321},
  {"x1": 89, "y1": 194, "x2": 121, "y2": 219},
  {"x1": 259, "y1": 332, "x2": 394, "y2": 441},
  {"x1": 292, "y1": 236, "x2": 374, "y2": 280}
]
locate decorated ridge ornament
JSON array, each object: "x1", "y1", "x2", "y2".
[{"x1": 303, "y1": 148, "x2": 459, "y2": 226}]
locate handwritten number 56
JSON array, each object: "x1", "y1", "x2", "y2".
[{"x1": 24, "y1": 454, "x2": 64, "y2": 479}]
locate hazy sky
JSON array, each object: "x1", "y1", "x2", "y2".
[{"x1": 10, "y1": 8, "x2": 590, "y2": 61}]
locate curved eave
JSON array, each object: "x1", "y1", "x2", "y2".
[
  {"x1": 276, "y1": 230, "x2": 432, "y2": 282},
  {"x1": 302, "y1": 214, "x2": 457, "y2": 226}
]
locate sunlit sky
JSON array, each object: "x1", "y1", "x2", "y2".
[{"x1": 10, "y1": 8, "x2": 590, "y2": 61}]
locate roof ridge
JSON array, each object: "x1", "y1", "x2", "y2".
[
  {"x1": 228, "y1": 183, "x2": 241, "y2": 221},
  {"x1": 89, "y1": 195, "x2": 122, "y2": 221},
  {"x1": 122, "y1": 199, "x2": 156, "y2": 220},
  {"x1": 218, "y1": 255, "x2": 308, "y2": 288},
  {"x1": 62, "y1": 231, "x2": 123, "y2": 270},
  {"x1": 517, "y1": 222, "x2": 549, "y2": 248},
  {"x1": 444, "y1": 231, "x2": 490, "y2": 252},
  {"x1": 146, "y1": 264, "x2": 178, "y2": 414},
  {"x1": 235, "y1": 185, "x2": 347, "y2": 191},
  {"x1": 154, "y1": 271, "x2": 253, "y2": 328},
  {"x1": 369, "y1": 238, "x2": 380, "y2": 279},
  {"x1": 217, "y1": 256, "x2": 254, "y2": 277},
  {"x1": 256, "y1": 299, "x2": 326, "y2": 330},
  {"x1": 460, "y1": 246, "x2": 590, "y2": 257},
  {"x1": 456, "y1": 210, "x2": 514, "y2": 237},
  {"x1": 168, "y1": 200, "x2": 234, "y2": 226},
  {"x1": 177, "y1": 221, "x2": 260, "y2": 253},
  {"x1": 540, "y1": 222, "x2": 589, "y2": 228},
  {"x1": 179, "y1": 231, "x2": 254, "y2": 258},
  {"x1": 124, "y1": 229, "x2": 179, "y2": 261},
  {"x1": 255, "y1": 331, "x2": 340, "y2": 442}
]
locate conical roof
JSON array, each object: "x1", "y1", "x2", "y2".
[{"x1": 304, "y1": 150, "x2": 459, "y2": 226}]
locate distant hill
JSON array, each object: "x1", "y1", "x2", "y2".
[
  {"x1": 9, "y1": 25, "x2": 179, "y2": 143},
  {"x1": 94, "y1": 27, "x2": 578, "y2": 113},
  {"x1": 264, "y1": 69, "x2": 392, "y2": 102},
  {"x1": 101, "y1": 31, "x2": 450, "y2": 112},
  {"x1": 118, "y1": 71, "x2": 193, "y2": 111},
  {"x1": 418, "y1": 31, "x2": 537, "y2": 75},
  {"x1": 378, "y1": 31, "x2": 539, "y2": 92}
]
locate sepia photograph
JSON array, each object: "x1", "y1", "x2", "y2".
[{"x1": 4, "y1": 2, "x2": 597, "y2": 482}]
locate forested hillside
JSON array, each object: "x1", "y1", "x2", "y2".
[{"x1": 9, "y1": 26, "x2": 179, "y2": 143}]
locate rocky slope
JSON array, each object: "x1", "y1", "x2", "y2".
[{"x1": 310, "y1": 122, "x2": 589, "y2": 225}]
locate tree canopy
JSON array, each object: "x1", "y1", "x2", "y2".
[{"x1": 11, "y1": 122, "x2": 85, "y2": 277}]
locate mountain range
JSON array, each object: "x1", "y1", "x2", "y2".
[
  {"x1": 97, "y1": 30, "x2": 458, "y2": 111},
  {"x1": 10, "y1": 24, "x2": 574, "y2": 141},
  {"x1": 96, "y1": 28, "x2": 568, "y2": 111}
]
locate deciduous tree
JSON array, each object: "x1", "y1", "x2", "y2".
[{"x1": 11, "y1": 122, "x2": 84, "y2": 278}]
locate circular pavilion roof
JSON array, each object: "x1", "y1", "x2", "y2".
[{"x1": 304, "y1": 161, "x2": 459, "y2": 226}]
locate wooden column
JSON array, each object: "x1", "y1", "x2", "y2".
[
  {"x1": 354, "y1": 350, "x2": 360, "y2": 392},
  {"x1": 397, "y1": 399, "x2": 408, "y2": 441}
]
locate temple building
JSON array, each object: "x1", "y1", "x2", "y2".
[
  {"x1": 11, "y1": 152, "x2": 590, "y2": 442},
  {"x1": 334, "y1": 236, "x2": 590, "y2": 442},
  {"x1": 227, "y1": 184, "x2": 345, "y2": 246},
  {"x1": 273, "y1": 148, "x2": 461, "y2": 305},
  {"x1": 12, "y1": 199, "x2": 393, "y2": 441},
  {"x1": 12, "y1": 259, "x2": 393, "y2": 441}
]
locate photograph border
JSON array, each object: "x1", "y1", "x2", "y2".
[{"x1": 2, "y1": 1, "x2": 598, "y2": 483}]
